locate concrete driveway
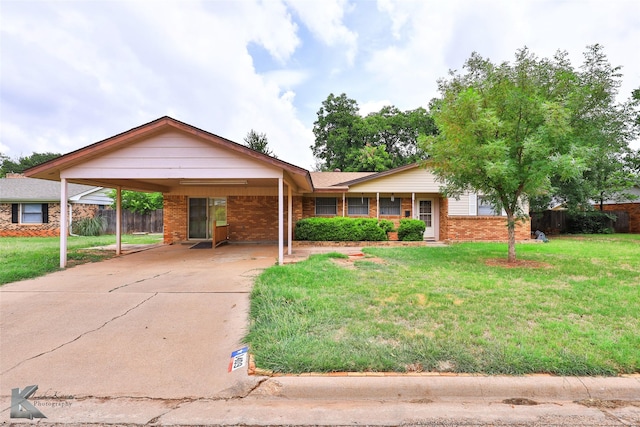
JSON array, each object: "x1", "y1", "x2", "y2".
[{"x1": 0, "y1": 243, "x2": 278, "y2": 407}]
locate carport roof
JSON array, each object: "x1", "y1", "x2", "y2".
[{"x1": 24, "y1": 116, "x2": 314, "y2": 193}]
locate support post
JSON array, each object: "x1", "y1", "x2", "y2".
[
  {"x1": 287, "y1": 183, "x2": 292, "y2": 255},
  {"x1": 60, "y1": 178, "x2": 68, "y2": 268},
  {"x1": 412, "y1": 193, "x2": 416, "y2": 219},
  {"x1": 376, "y1": 192, "x2": 379, "y2": 220},
  {"x1": 278, "y1": 177, "x2": 284, "y2": 265},
  {"x1": 116, "y1": 187, "x2": 122, "y2": 255}
]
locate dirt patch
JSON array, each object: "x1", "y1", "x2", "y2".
[
  {"x1": 332, "y1": 254, "x2": 386, "y2": 269},
  {"x1": 576, "y1": 398, "x2": 640, "y2": 409},
  {"x1": 484, "y1": 258, "x2": 552, "y2": 269}
]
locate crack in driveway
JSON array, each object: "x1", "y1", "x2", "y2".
[
  {"x1": 109, "y1": 271, "x2": 171, "y2": 292},
  {"x1": 1, "y1": 292, "x2": 158, "y2": 375}
]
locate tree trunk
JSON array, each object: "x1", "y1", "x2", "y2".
[{"x1": 507, "y1": 215, "x2": 516, "y2": 263}]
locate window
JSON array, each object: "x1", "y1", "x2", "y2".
[
  {"x1": 348, "y1": 197, "x2": 369, "y2": 216},
  {"x1": 380, "y1": 198, "x2": 401, "y2": 215},
  {"x1": 11, "y1": 203, "x2": 49, "y2": 224},
  {"x1": 315, "y1": 198, "x2": 337, "y2": 215},
  {"x1": 212, "y1": 197, "x2": 227, "y2": 226},
  {"x1": 477, "y1": 196, "x2": 500, "y2": 216}
]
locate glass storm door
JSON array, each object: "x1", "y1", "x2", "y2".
[
  {"x1": 189, "y1": 198, "x2": 207, "y2": 239},
  {"x1": 418, "y1": 199, "x2": 435, "y2": 239}
]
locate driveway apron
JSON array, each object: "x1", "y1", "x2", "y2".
[{"x1": 0, "y1": 244, "x2": 277, "y2": 403}]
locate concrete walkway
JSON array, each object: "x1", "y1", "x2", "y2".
[{"x1": 1, "y1": 243, "x2": 638, "y2": 426}]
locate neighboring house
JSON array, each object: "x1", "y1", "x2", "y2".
[
  {"x1": 597, "y1": 185, "x2": 640, "y2": 233},
  {"x1": 0, "y1": 173, "x2": 112, "y2": 237},
  {"x1": 25, "y1": 117, "x2": 530, "y2": 265}
]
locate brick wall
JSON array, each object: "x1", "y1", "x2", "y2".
[
  {"x1": 602, "y1": 203, "x2": 640, "y2": 233},
  {"x1": 0, "y1": 203, "x2": 104, "y2": 237},
  {"x1": 446, "y1": 216, "x2": 531, "y2": 242},
  {"x1": 163, "y1": 195, "x2": 188, "y2": 243},
  {"x1": 0, "y1": 203, "x2": 60, "y2": 237}
]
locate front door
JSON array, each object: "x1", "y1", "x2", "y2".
[{"x1": 418, "y1": 199, "x2": 435, "y2": 239}]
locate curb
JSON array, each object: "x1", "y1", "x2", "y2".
[{"x1": 251, "y1": 375, "x2": 640, "y2": 402}]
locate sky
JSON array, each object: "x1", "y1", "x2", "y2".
[{"x1": 1, "y1": 0, "x2": 639, "y2": 170}]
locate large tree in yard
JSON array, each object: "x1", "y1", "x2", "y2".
[
  {"x1": 424, "y1": 47, "x2": 601, "y2": 262},
  {"x1": 551, "y1": 46, "x2": 638, "y2": 211},
  {"x1": 312, "y1": 93, "x2": 437, "y2": 171}
]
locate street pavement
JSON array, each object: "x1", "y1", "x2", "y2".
[{"x1": 1, "y1": 243, "x2": 638, "y2": 426}]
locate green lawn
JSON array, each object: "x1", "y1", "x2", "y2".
[
  {"x1": 0, "y1": 234, "x2": 163, "y2": 285},
  {"x1": 245, "y1": 235, "x2": 640, "y2": 376}
]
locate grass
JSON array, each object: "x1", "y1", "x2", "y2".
[
  {"x1": 245, "y1": 235, "x2": 640, "y2": 376},
  {"x1": 0, "y1": 234, "x2": 163, "y2": 285}
]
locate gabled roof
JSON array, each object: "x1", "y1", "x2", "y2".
[
  {"x1": 310, "y1": 172, "x2": 375, "y2": 191},
  {"x1": 308, "y1": 163, "x2": 424, "y2": 193},
  {"x1": 0, "y1": 176, "x2": 106, "y2": 203},
  {"x1": 24, "y1": 116, "x2": 313, "y2": 192},
  {"x1": 338, "y1": 163, "x2": 422, "y2": 186}
]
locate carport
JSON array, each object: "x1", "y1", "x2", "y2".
[{"x1": 25, "y1": 117, "x2": 313, "y2": 267}]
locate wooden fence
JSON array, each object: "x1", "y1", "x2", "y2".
[
  {"x1": 100, "y1": 209, "x2": 163, "y2": 234},
  {"x1": 531, "y1": 210, "x2": 629, "y2": 234}
]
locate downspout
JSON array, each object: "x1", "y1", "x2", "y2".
[
  {"x1": 376, "y1": 192, "x2": 379, "y2": 220},
  {"x1": 69, "y1": 203, "x2": 79, "y2": 236}
]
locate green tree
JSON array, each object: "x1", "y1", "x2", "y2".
[
  {"x1": 108, "y1": 190, "x2": 163, "y2": 214},
  {"x1": 424, "y1": 47, "x2": 589, "y2": 262},
  {"x1": 243, "y1": 130, "x2": 277, "y2": 158},
  {"x1": 312, "y1": 94, "x2": 437, "y2": 171},
  {"x1": 552, "y1": 45, "x2": 637, "y2": 211},
  {"x1": 360, "y1": 106, "x2": 436, "y2": 167},
  {"x1": 0, "y1": 152, "x2": 61, "y2": 177},
  {"x1": 312, "y1": 93, "x2": 362, "y2": 171}
]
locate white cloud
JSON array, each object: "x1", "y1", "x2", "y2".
[
  {"x1": 359, "y1": 100, "x2": 392, "y2": 116},
  {"x1": 1, "y1": 0, "x2": 638, "y2": 167},
  {"x1": 285, "y1": 0, "x2": 358, "y2": 65}
]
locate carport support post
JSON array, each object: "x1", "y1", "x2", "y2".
[
  {"x1": 287, "y1": 182, "x2": 292, "y2": 255},
  {"x1": 278, "y1": 177, "x2": 284, "y2": 265},
  {"x1": 60, "y1": 178, "x2": 68, "y2": 268},
  {"x1": 116, "y1": 186, "x2": 122, "y2": 255}
]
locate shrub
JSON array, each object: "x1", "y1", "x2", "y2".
[
  {"x1": 397, "y1": 219, "x2": 426, "y2": 241},
  {"x1": 378, "y1": 219, "x2": 395, "y2": 233},
  {"x1": 72, "y1": 216, "x2": 107, "y2": 236},
  {"x1": 295, "y1": 217, "x2": 388, "y2": 241},
  {"x1": 566, "y1": 211, "x2": 616, "y2": 234}
]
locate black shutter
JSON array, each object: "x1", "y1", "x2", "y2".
[
  {"x1": 42, "y1": 203, "x2": 49, "y2": 223},
  {"x1": 11, "y1": 204, "x2": 19, "y2": 223}
]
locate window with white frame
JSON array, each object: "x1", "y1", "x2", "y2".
[
  {"x1": 380, "y1": 197, "x2": 401, "y2": 215},
  {"x1": 477, "y1": 196, "x2": 500, "y2": 216},
  {"x1": 315, "y1": 197, "x2": 337, "y2": 215},
  {"x1": 347, "y1": 197, "x2": 369, "y2": 215}
]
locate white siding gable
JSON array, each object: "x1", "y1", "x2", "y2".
[
  {"x1": 61, "y1": 131, "x2": 281, "y2": 180},
  {"x1": 348, "y1": 166, "x2": 442, "y2": 193}
]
